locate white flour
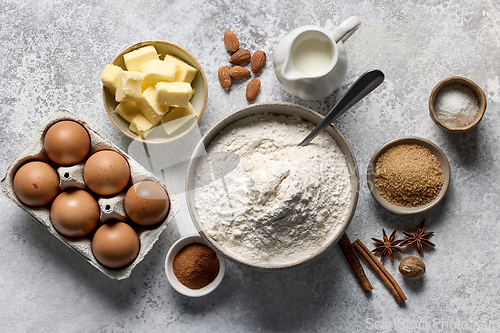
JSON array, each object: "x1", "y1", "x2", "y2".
[{"x1": 193, "y1": 114, "x2": 352, "y2": 266}]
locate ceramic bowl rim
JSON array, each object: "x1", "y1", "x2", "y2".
[
  {"x1": 165, "y1": 234, "x2": 226, "y2": 297},
  {"x1": 102, "y1": 40, "x2": 208, "y2": 144},
  {"x1": 428, "y1": 76, "x2": 486, "y2": 132},
  {"x1": 367, "y1": 136, "x2": 451, "y2": 215},
  {"x1": 185, "y1": 101, "x2": 360, "y2": 270}
]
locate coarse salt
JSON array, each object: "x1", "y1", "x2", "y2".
[{"x1": 434, "y1": 83, "x2": 479, "y2": 127}]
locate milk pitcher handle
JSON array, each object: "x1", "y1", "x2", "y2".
[{"x1": 330, "y1": 16, "x2": 361, "y2": 43}]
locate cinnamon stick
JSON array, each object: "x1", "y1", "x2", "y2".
[
  {"x1": 338, "y1": 233, "x2": 373, "y2": 292},
  {"x1": 353, "y1": 239, "x2": 407, "y2": 303}
]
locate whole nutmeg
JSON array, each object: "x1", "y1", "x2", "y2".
[{"x1": 398, "y1": 256, "x2": 426, "y2": 279}]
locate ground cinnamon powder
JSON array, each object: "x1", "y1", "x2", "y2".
[
  {"x1": 172, "y1": 243, "x2": 220, "y2": 289},
  {"x1": 374, "y1": 144, "x2": 444, "y2": 207}
]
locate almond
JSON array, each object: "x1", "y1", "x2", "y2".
[
  {"x1": 229, "y1": 49, "x2": 251, "y2": 65},
  {"x1": 251, "y1": 50, "x2": 266, "y2": 74},
  {"x1": 229, "y1": 66, "x2": 251, "y2": 78},
  {"x1": 224, "y1": 30, "x2": 239, "y2": 53},
  {"x1": 246, "y1": 78, "x2": 261, "y2": 103},
  {"x1": 218, "y1": 66, "x2": 232, "y2": 90}
]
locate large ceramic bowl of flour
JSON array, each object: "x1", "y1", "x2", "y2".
[{"x1": 186, "y1": 102, "x2": 359, "y2": 270}]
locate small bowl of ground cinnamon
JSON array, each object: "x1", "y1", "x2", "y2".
[
  {"x1": 367, "y1": 137, "x2": 450, "y2": 215},
  {"x1": 165, "y1": 234, "x2": 226, "y2": 297},
  {"x1": 429, "y1": 76, "x2": 486, "y2": 132}
]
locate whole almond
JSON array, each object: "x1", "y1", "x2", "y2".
[
  {"x1": 251, "y1": 50, "x2": 266, "y2": 74},
  {"x1": 229, "y1": 49, "x2": 251, "y2": 65},
  {"x1": 218, "y1": 66, "x2": 232, "y2": 90},
  {"x1": 246, "y1": 78, "x2": 261, "y2": 103},
  {"x1": 224, "y1": 30, "x2": 239, "y2": 52},
  {"x1": 229, "y1": 66, "x2": 251, "y2": 78}
]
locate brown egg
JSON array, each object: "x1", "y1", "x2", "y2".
[
  {"x1": 92, "y1": 222, "x2": 140, "y2": 269},
  {"x1": 83, "y1": 150, "x2": 130, "y2": 196},
  {"x1": 13, "y1": 161, "x2": 59, "y2": 207},
  {"x1": 124, "y1": 180, "x2": 170, "y2": 226},
  {"x1": 44, "y1": 120, "x2": 91, "y2": 166},
  {"x1": 50, "y1": 189, "x2": 100, "y2": 237}
]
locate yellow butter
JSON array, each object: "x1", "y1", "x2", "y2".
[
  {"x1": 115, "y1": 101, "x2": 140, "y2": 123},
  {"x1": 141, "y1": 60, "x2": 177, "y2": 84},
  {"x1": 123, "y1": 45, "x2": 159, "y2": 72},
  {"x1": 136, "y1": 86, "x2": 170, "y2": 124},
  {"x1": 142, "y1": 80, "x2": 155, "y2": 92},
  {"x1": 129, "y1": 112, "x2": 154, "y2": 137},
  {"x1": 155, "y1": 82, "x2": 194, "y2": 107},
  {"x1": 115, "y1": 71, "x2": 143, "y2": 102},
  {"x1": 161, "y1": 103, "x2": 197, "y2": 135},
  {"x1": 163, "y1": 55, "x2": 197, "y2": 83},
  {"x1": 101, "y1": 64, "x2": 123, "y2": 95}
]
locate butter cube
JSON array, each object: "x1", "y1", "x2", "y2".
[
  {"x1": 142, "y1": 81, "x2": 156, "y2": 92},
  {"x1": 156, "y1": 82, "x2": 194, "y2": 107},
  {"x1": 115, "y1": 71, "x2": 143, "y2": 102},
  {"x1": 141, "y1": 60, "x2": 177, "y2": 84},
  {"x1": 163, "y1": 55, "x2": 197, "y2": 83},
  {"x1": 161, "y1": 103, "x2": 197, "y2": 135},
  {"x1": 136, "y1": 86, "x2": 170, "y2": 124},
  {"x1": 129, "y1": 112, "x2": 154, "y2": 137},
  {"x1": 123, "y1": 45, "x2": 159, "y2": 72},
  {"x1": 142, "y1": 81, "x2": 155, "y2": 92},
  {"x1": 115, "y1": 101, "x2": 140, "y2": 123},
  {"x1": 101, "y1": 64, "x2": 123, "y2": 95}
]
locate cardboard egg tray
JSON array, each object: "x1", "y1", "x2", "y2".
[{"x1": 0, "y1": 110, "x2": 180, "y2": 280}]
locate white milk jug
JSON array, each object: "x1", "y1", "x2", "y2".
[{"x1": 273, "y1": 16, "x2": 361, "y2": 100}]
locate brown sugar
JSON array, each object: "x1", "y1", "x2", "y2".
[
  {"x1": 172, "y1": 243, "x2": 220, "y2": 290},
  {"x1": 374, "y1": 144, "x2": 444, "y2": 207}
]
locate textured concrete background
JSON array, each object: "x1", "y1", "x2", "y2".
[{"x1": 1, "y1": 0, "x2": 499, "y2": 332}]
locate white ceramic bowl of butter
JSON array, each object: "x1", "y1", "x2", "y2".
[
  {"x1": 185, "y1": 102, "x2": 359, "y2": 270},
  {"x1": 103, "y1": 40, "x2": 208, "y2": 144}
]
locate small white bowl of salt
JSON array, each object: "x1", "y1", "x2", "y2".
[{"x1": 429, "y1": 76, "x2": 486, "y2": 132}]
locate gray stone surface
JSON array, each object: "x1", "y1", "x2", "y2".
[{"x1": 1, "y1": 0, "x2": 499, "y2": 332}]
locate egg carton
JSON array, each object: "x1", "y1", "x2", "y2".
[{"x1": 0, "y1": 110, "x2": 180, "y2": 280}]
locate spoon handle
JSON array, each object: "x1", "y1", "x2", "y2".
[{"x1": 298, "y1": 70, "x2": 385, "y2": 147}]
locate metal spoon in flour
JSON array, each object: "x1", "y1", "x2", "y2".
[{"x1": 298, "y1": 69, "x2": 385, "y2": 147}]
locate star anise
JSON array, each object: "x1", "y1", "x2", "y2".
[
  {"x1": 399, "y1": 219, "x2": 435, "y2": 257},
  {"x1": 371, "y1": 229, "x2": 404, "y2": 262}
]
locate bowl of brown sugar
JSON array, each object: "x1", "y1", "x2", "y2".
[{"x1": 367, "y1": 137, "x2": 450, "y2": 215}]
